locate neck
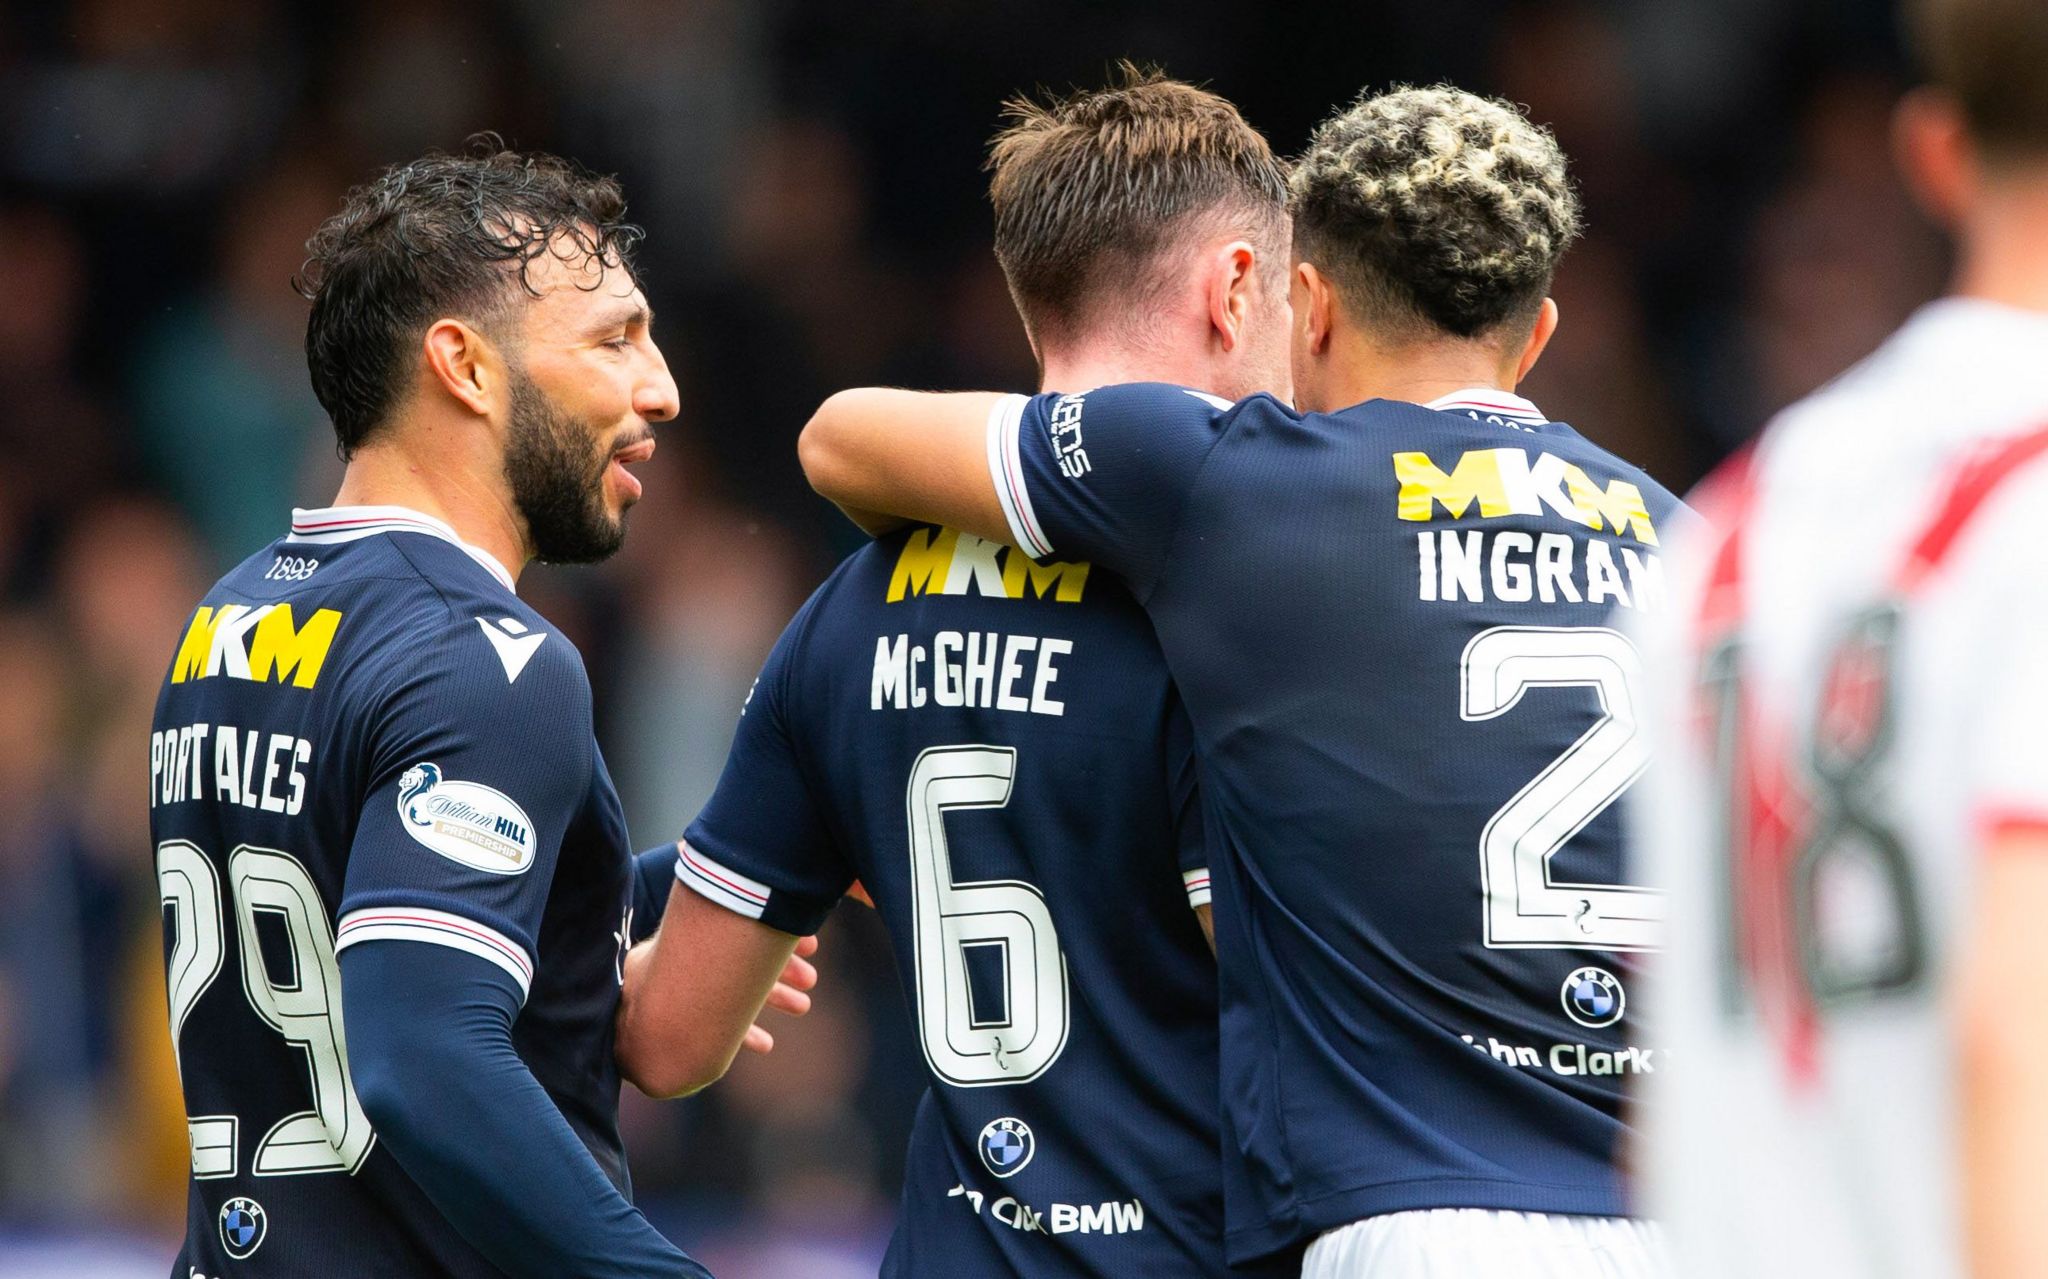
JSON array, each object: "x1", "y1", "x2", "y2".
[
  {"x1": 1312, "y1": 327, "x2": 1517, "y2": 412},
  {"x1": 1038, "y1": 341, "x2": 1209, "y2": 396},
  {"x1": 330, "y1": 420, "x2": 528, "y2": 583},
  {"x1": 1952, "y1": 165, "x2": 2048, "y2": 312}
]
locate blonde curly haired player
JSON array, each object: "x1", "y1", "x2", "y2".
[
  {"x1": 1634, "y1": 0, "x2": 2048, "y2": 1274},
  {"x1": 1288, "y1": 85, "x2": 1579, "y2": 343}
]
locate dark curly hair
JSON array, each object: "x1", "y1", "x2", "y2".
[
  {"x1": 987, "y1": 62, "x2": 1289, "y2": 346},
  {"x1": 295, "y1": 135, "x2": 645, "y2": 458},
  {"x1": 1290, "y1": 86, "x2": 1581, "y2": 340}
]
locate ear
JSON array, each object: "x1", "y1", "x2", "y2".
[
  {"x1": 1207, "y1": 240, "x2": 1258, "y2": 352},
  {"x1": 1296, "y1": 261, "x2": 1335, "y2": 357},
  {"x1": 422, "y1": 319, "x2": 500, "y2": 418},
  {"x1": 1512, "y1": 297, "x2": 1560, "y2": 385},
  {"x1": 1894, "y1": 87, "x2": 1976, "y2": 231}
]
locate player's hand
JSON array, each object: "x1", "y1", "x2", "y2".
[{"x1": 741, "y1": 934, "x2": 819, "y2": 1055}]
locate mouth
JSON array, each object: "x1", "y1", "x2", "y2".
[{"x1": 607, "y1": 436, "x2": 656, "y2": 502}]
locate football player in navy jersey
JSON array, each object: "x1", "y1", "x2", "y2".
[
  {"x1": 148, "y1": 141, "x2": 810, "y2": 1277},
  {"x1": 617, "y1": 68, "x2": 1300, "y2": 1276},
  {"x1": 799, "y1": 88, "x2": 1687, "y2": 1276}
]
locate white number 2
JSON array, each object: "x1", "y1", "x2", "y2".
[
  {"x1": 156, "y1": 841, "x2": 374, "y2": 1179},
  {"x1": 906, "y1": 746, "x2": 1070, "y2": 1087},
  {"x1": 1461, "y1": 626, "x2": 1664, "y2": 951}
]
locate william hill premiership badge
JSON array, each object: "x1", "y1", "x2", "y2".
[{"x1": 397, "y1": 762, "x2": 535, "y2": 875}]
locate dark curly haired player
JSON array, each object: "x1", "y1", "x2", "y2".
[
  {"x1": 800, "y1": 86, "x2": 1687, "y2": 1277},
  {"x1": 146, "y1": 139, "x2": 793, "y2": 1277}
]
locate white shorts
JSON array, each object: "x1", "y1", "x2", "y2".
[{"x1": 1302, "y1": 1208, "x2": 1672, "y2": 1279}]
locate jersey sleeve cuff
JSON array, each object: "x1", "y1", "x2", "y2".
[
  {"x1": 674, "y1": 840, "x2": 840, "y2": 936},
  {"x1": 986, "y1": 393, "x2": 1054, "y2": 559},
  {"x1": 675, "y1": 840, "x2": 773, "y2": 921},
  {"x1": 1182, "y1": 868, "x2": 1212, "y2": 909},
  {"x1": 1978, "y1": 805, "x2": 2048, "y2": 843},
  {"x1": 336, "y1": 906, "x2": 534, "y2": 1003}
]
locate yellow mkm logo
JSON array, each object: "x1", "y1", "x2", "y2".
[
  {"x1": 887, "y1": 528, "x2": 1089, "y2": 604},
  {"x1": 172, "y1": 603, "x2": 343, "y2": 689},
  {"x1": 1393, "y1": 447, "x2": 1659, "y2": 545}
]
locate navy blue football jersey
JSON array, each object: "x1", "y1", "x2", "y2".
[
  {"x1": 681, "y1": 525, "x2": 1242, "y2": 1276},
  {"x1": 149, "y1": 506, "x2": 639, "y2": 1275},
  {"x1": 985, "y1": 384, "x2": 1687, "y2": 1261}
]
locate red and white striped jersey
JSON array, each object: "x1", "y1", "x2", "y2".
[{"x1": 1635, "y1": 299, "x2": 2048, "y2": 1278}]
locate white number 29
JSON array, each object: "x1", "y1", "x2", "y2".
[
  {"x1": 156, "y1": 841, "x2": 374, "y2": 1179},
  {"x1": 1461, "y1": 625, "x2": 1664, "y2": 951},
  {"x1": 906, "y1": 746, "x2": 1070, "y2": 1087}
]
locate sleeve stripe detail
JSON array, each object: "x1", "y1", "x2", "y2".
[
  {"x1": 1978, "y1": 808, "x2": 2048, "y2": 844},
  {"x1": 676, "y1": 842, "x2": 770, "y2": 921},
  {"x1": 1181, "y1": 389, "x2": 1234, "y2": 411},
  {"x1": 1182, "y1": 869, "x2": 1212, "y2": 908},
  {"x1": 986, "y1": 393, "x2": 1054, "y2": 559},
  {"x1": 335, "y1": 907, "x2": 533, "y2": 1000}
]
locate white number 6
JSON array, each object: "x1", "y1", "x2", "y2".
[{"x1": 906, "y1": 746, "x2": 1070, "y2": 1086}]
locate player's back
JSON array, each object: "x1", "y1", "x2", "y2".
[
  {"x1": 150, "y1": 508, "x2": 631, "y2": 1274},
  {"x1": 680, "y1": 525, "x2": 1232, "y2": 1276},
  {"x1": 1165, "y1": 389, "x2": 1683, "y2": 1255},
  {"x1": 987, "y1": 381, "x2": 1687, "y2": 1260},
  {"x1": 1640, "y1": 299, "x2": 2048, "y2": 1278}
]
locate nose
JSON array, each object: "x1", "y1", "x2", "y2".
[{"x1": 636, "y1": 342, "x2": 681, "y2": 424}]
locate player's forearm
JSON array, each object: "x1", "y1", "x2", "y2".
[
  {"x1": 798, "y1": 388, "x2": 1014, "y2": 545},
  {"x1": 1961, "y1": 838, "x2": 2048, "y2": 1278},
  {"x1": 829, "y1": 499, "x2": 912, "y2": 539},
  {"x1": 342, "y1": 942, "x2": 709, "y2": 1279},
  {"x1": 798, "y1": 390, "x2": 905, "y2": 516},
  {"x1": 1960, "y1": 991, "x2": 2048, "y2": 1277},
  {"x1": 618, "y1": 880, "x2": 806, "y2": 1097}
]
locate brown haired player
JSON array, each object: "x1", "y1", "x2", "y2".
[
  {"x1": 144, "y1": 139, "x2": 762, "y2": 1277},
  {"x1": 619, "y1": 67, "x2": 1297, "y2": 1276},
  {"x1": 800, "y1": 85, "x2": 1685, "y2": 1277},
  {"x1": 1635, "y1": 0, "x2": 2048, "y2": 1275}
]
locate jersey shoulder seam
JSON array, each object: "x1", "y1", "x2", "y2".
[
  {"x1": 382, "y1": 535, "x2": 486, "y2": 625},
  {"x1": 1137, "y1": 392, "x2": 1261, "y2": 604},
  {"x1": 350, "y1": 542, "x2": 588, "y2": 783}
]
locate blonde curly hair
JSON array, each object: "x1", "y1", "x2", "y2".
[{"x1": 1290, "y1": 86, "x2": 1580, "y2": 339}]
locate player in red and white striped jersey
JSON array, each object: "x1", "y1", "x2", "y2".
[{"x1": 1635, "y1": 1, "x2": 2048, "y2": 1274}]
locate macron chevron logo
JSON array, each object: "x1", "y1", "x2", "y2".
[{"x1": 476, "y1": 616, "x2": 547, "y2": 684}]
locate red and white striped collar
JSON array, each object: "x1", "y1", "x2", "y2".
[
  {"x1": 287, "y1": 504, "x2": 517, "y2": 593},
  {"x1": 1423, "y1": 387, "x2": 1548, "y2": 425}
]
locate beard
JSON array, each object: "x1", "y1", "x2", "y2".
[{"x1": 504, "y1": 368, "x2": 630, "y2": 564}]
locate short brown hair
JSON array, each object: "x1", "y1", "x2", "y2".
[
  {"x1": 987, "y1": 63, "x2": 1289, "y2": 346},
  {"x1": 1910, "y1": 0, "x2": 2048, "y2": 156},
  {"x1": 1290, "y1": 86, "x2": 1580, "y2": 341}
]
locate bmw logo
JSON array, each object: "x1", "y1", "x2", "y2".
[
  {"x1": 219, "y1": 1196, "x2": 267, "y2": 1259},
  {"x1": 1561, "y1": 966, "x2": 1626, "y2": 1030},
  {"x1": 977, "y1": 1116, "x2": 1035, "y2": 1179}
]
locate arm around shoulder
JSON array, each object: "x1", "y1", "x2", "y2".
[{"x1": 799, "y1": 388, "x2": 1014, "y2": 544}]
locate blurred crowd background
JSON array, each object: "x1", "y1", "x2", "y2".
[{"x1": 0, "y1": 0, "x2": 1936, "y2": 1272}]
